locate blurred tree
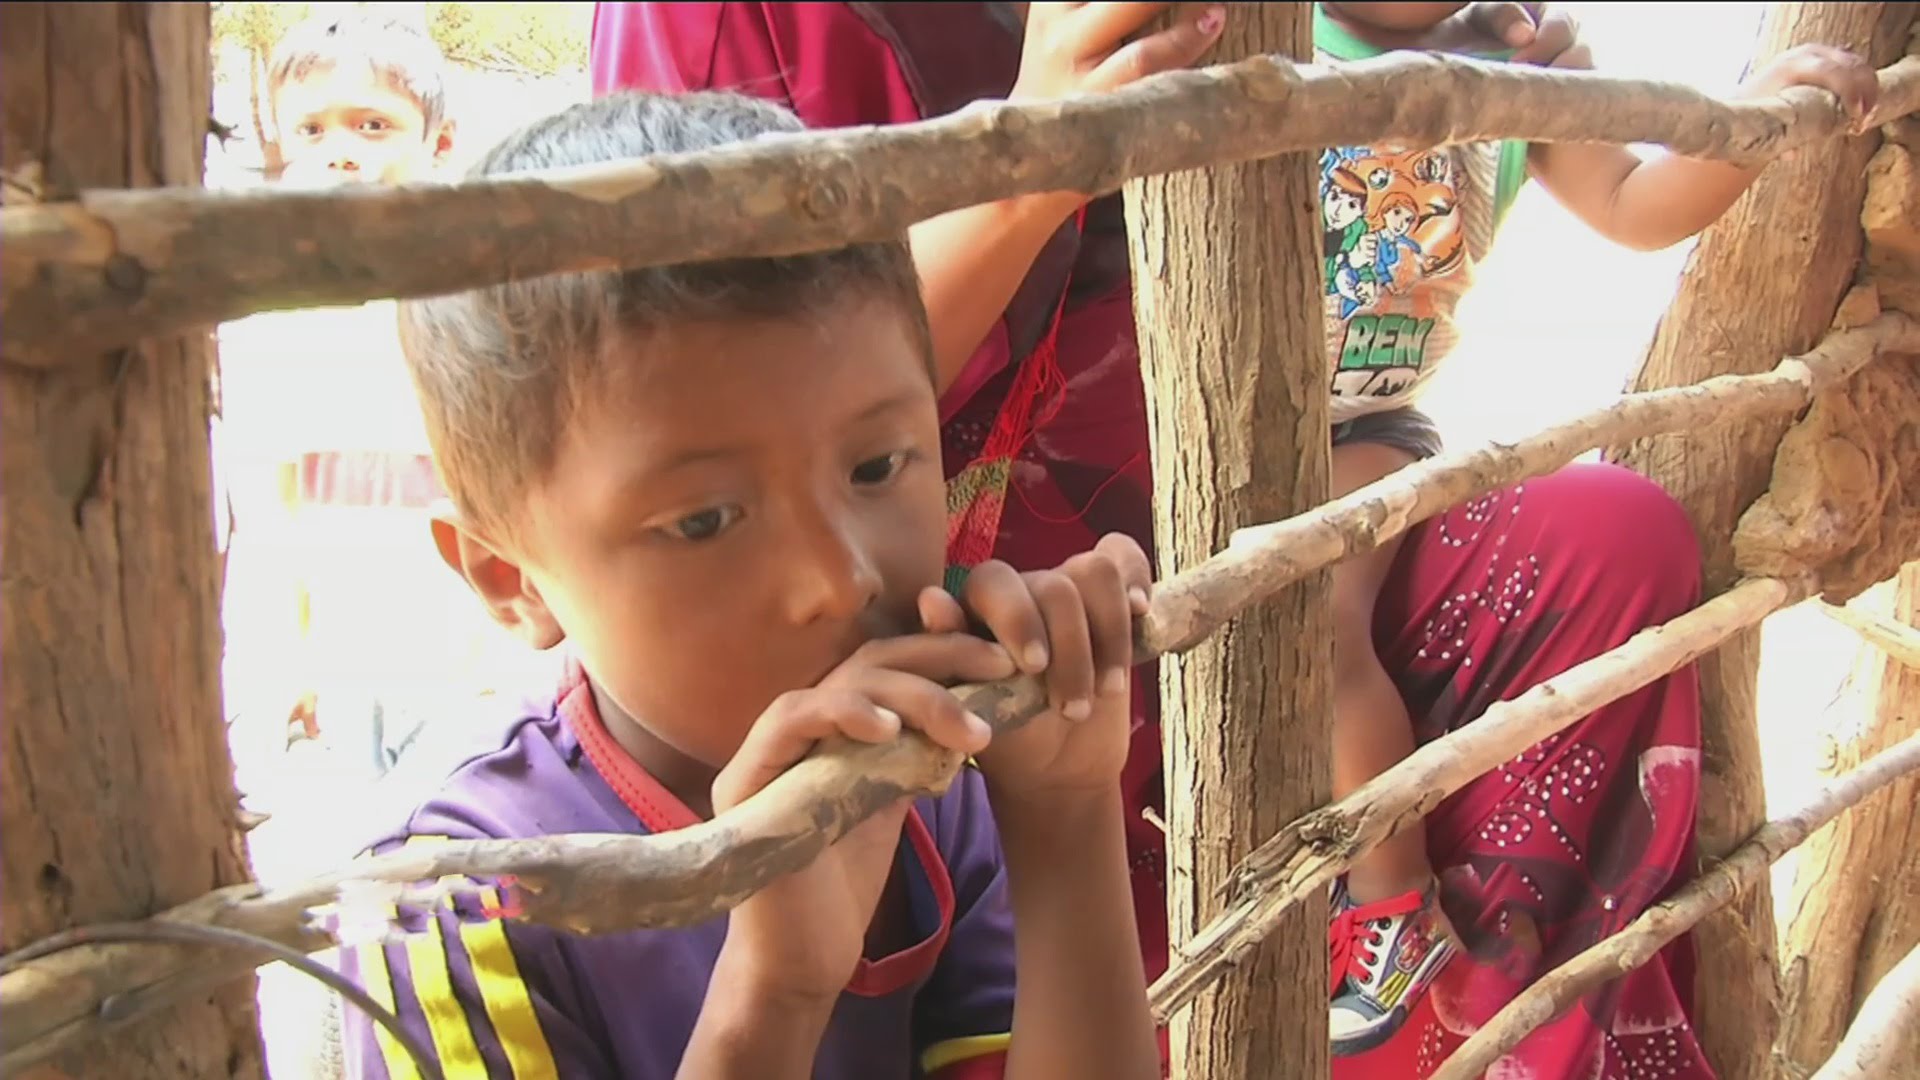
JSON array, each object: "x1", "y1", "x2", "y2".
[
  {"x1": 426, "y1": 2, "x2": 590, "y2": 77},
  {"x1": 210, "y1": 1, "x2": 310, "y2": 177}
]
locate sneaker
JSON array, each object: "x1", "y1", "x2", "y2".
[{"x1": 1328, "y1": 883, "x2": 1456, "y2": 1056}]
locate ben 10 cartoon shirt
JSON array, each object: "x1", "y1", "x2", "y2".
[{"x1": 1313, "y1": 6, "x2": 1530, "y2": 424}]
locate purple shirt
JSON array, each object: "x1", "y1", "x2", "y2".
[{"x1": 339, "y1": 662, "x2": 1016, "y2": 1079}]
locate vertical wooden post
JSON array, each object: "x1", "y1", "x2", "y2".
[
  {"x1": 0, "y1": 4, "x2": 261, "y2": 1077},
  {"x1": 1776, "y1": 66, "x2": 1920, "y2": 1071},
  {"x1": 1123, "y1": 5, "x2": 1330, "y2": 1078},
  {"x1": 1610, "y1": 6, "x2": 1915, "y2": 1078},
  {"x1": 1775, "y1": 567, "x2": 1920, "y2": 1078}
]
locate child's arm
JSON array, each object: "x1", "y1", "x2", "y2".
[
  {"x1": 911, "y1": 2, "x2": 1226, "y2": 392},
  {"x1": 928, "y1": 535, "x2": 1163, "y2": 1080},
  {"x1": 678, "y1": 632, "x2": 1019, "y2": 1078},
  {"x1": 1527, "y1": 43, "x2": 1879, "y2": 252},
  {"x1": 591, "y1": 2, "x2": 1222, "y2": 398}
]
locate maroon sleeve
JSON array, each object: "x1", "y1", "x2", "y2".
[
  {"x1": 589, "y1": 2, "x2": 923, "y2": 127},
  {"x1": 588, "y1": 2, "x2": 1018, "y2": 418}
]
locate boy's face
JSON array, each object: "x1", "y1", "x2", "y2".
[
  {"x1": 485, "y1": 298, "x2": 947, "y2": 771},
  {"x1": 274, "y1": 62, "x2": 450, "y2": 186}
]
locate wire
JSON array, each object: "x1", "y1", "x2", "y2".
[{"x1": 1, "y1": 919, "x2": 444, "y2": 1080}]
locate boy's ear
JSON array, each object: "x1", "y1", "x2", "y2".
[
  {"x1": 428, "y1": 501, "x2": 563, "y2": 651},
  {"x1": 431, "y1": 118, "x2": 456, "y2": 165}
]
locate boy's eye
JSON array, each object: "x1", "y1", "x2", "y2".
[
  {"x1": 294, "y1": 122, "x2": 321, "y2": 138},
  {"x1": 851, "y1": 451, "x2": 910, "y2": 486},
  {"x1": 358, "y1": 117, "x2": 392, "y2": 134},
  {"x1": 662, "y1": 505, "x2": 742, "y2": 543}
]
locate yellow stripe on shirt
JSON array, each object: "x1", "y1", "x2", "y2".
[
  {"x1": 399, "y1": 836, "x2": 487, "y2": 1077},
  {"x1": 921, "y1": 1032, "x2": 1013, "y2": 1074},
  {"x1": 463, "y1": 885, "x2": 561, "y2": 1080},
  {"x1": 356, "y1": 938, "x2": 422, "y2": 1080},
  {"x1": 406, "y1": 916, "x2": 489, "y2": 1076}
]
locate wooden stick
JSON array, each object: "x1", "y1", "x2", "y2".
[
  {"x1": 0, "y1": 318, "x2": 1910, "y2": 1067},
  {"x1": 1820, "y1": 598, "x2": 1920, "y2": 670},
  {"x1": 1147, "y1": 314, "x2": 1918, "y2": 656},
  {"x1": 4, "y1": 55, "x2": 1916, "y2": 364},
  {"x1": 1428, "y1": 729, "x2": 1920, "y2": 1080},
  {"x1": 1808, "y1": 939, "x2": 1920, "y2": 1080},
  {"x1": 1148, "y1": 575, "x2": 1806, "y2": 1021}
]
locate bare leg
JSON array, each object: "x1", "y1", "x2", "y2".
[{"x1": 1330, "y1": 440, "x2": 1427, "y2": 903}]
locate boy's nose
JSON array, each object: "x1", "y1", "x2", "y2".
[{"x1": 783, "y1": 517, "x2": 883, "y2": 626}]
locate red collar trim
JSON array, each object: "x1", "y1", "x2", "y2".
[
  {"x1": 846, "y1": 807, "x2": 953, "y2": 997},
  {"x1": 557, "y1": 659, "x2": 955, "y2": 993},
  {"x1": 559, "y1": 660, "x2": 701, "y2": 833}
]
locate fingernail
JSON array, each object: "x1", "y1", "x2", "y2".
[
  {"x1": 1063, "y1": 699, "x2": 1091, "y2": 722},
  {"x1": 1024, "y1": 643, "x2": 1050, "y2": 671},
  {"x1": 875, "y1": 707, "x2": 903, "y2": 732},
  {"x1": 1102, "y1": 668, "x2": 1128, "y2": 696},
  {"x1": 1198, "y1": 6, "x2": 1225, "y2": 35},
  {"x1": 965, "y1": 712, "x2": 993, "y2": 745},
  {"x1": 1128, "y1": 586, "x2": 1150, "y2": 612}
]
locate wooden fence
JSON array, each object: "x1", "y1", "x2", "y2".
[{"x1": 2, "y1": 15, "x2": 1918, "y2": 1080}]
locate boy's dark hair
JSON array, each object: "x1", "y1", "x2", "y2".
[
  {"x1": 399, "y1": 91, "x2": 930, "y2": 537},
  {"x1": 268, "y1": 10, "x2": 450, "y2": 130}
]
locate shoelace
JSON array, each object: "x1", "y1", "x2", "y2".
[{"x1": 1328, "y1": 890, "x2": 1426, "y2": 988}]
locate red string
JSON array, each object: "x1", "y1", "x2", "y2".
[
  {"x1": 945, "y1": 206, "x2": 1088, "y2": 569},
  {"x1": 1011, "y1": 449, "x2": 1145, "y2": 527}
]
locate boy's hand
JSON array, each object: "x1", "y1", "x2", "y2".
[
  {"x1": 707, "y1": 633, "x2": 1017, "y2": 1003},
  {"x1": 923, "y1": 534, "x2": 1155, "y2": 801},
  {"x1": 1738, "y1": 44, "x2": 1879, "y2": 128},
  {"x1": 1458, "y1": 3, "x2": 1581, "y2": 66},
  {"x1": 1011, "y1": 3, "x2": 1226, "y2": 105}
]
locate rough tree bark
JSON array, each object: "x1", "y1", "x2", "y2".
[
  {"x1": 1775, "y1": 48, "x2": 1920, "y2": 1072},
  {"x1": 1123, "y1": 4, "x2": 1329, "y2": 1078},
  {"x1": 1609, "y1": 6, "x2": 1919, "y2": 1080},
  {"x1": 1776, "y1": 565, "x2": 1920, "y2": 1078},
  {"x1": 0, "y1": 4, "x2": 261, "y2": 1078}
]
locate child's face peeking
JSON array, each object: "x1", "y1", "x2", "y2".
[
  {"x1": 274, "y1": 62, "x2": 450, "y2": 186},
  {"x1": 481, "y1": 297, "x2": 948, "y2": 775}
]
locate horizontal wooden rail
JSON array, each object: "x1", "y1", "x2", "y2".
[
  {"x1": 1148, "y1": 574, "x2": 1806, "y2": 1020},
  {"x1": 0, "y1": 316, "x2": 1912, "y2": 1069},
  {"x1": 3, "y1": 55, "x2": 1916, "y2": 364},
  {"x1": 1820, "y1": 600, "x2": 1920, "y2": 670},
  {"x1": 1430, "y1": 729, "x2": 1920, "y2": 1080}
]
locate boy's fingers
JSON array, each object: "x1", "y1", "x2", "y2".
[
  {"x1": 1059, "y1": 1, "x2": 1175, "y2": 57},
  {"x1": 1024, "y1": 569, "x2": 1097, "y2": 721},
  {"x1": 845, "y1": 631, "x2": 1019, "y2": 687},
  {"x1": 1063, "y1": 553, "x2": 1133, "y2": 697},
  {"x1": 1776, "y1": 46, "x2": 1879, "y2": 119},
  {"x1": 714, "y1": 690, "x2": 899, "y2": 811},
  {"x1": 1085, "y1": 4, "x2": 1225, "y2": 92},
  {"x1": 1501, "y1": 5, "x2": 1584, "y2": 67},
  {"x1": 1546, "y1": 41, "x2": 1593, "y2": 72},
  {"x1": 1093, "y1": 533, "x2": 1155, "y2": 614},
  {"x1": 1462, "y1": 2, "x2": 1541, "y2": 48},
  {"x1": 961, "y1": 561, "x2": 1052, "y2": 674},
  {"x1": 916, "y1": 586, "x2": 970, "y2": 636},
  {"x1": 847, "y1": 669, "x2": 994, "y2": 755}
]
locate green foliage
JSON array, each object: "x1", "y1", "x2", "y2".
[
  {"x1": 427, "y1": 3, "x2": 590, "y2": 77},
  {"x1": 211, "y1": 1, "x2": 313, "y2": 57},
  {"x1": 211, "y1": 2, "x2": 590, "y2": 77}
]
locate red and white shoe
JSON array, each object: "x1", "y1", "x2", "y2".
[{"x1": 1328, "y1": 881, "x2": 1457, "y2": 1056}]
